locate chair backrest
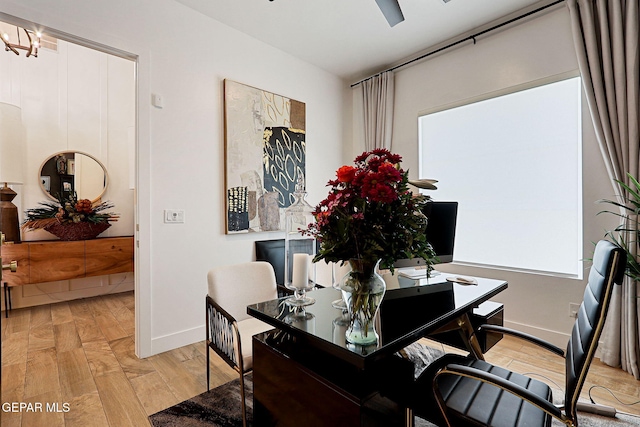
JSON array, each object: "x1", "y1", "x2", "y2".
[
  {"x1": 255, "y1": 238, "x2": 318, "y2": 286},
  {"x1": 207, "y1": 261, "x2": 278, "y2": 322},
  {"x1": 564, "y1": 240, "x2": 626, "y2": 417},
  {"x1": 255, "y1": 239, "x2": 286, "y2": 285}
]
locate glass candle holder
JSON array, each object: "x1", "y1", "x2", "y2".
[{"x1": 284, "y1": 177, "x2": 316, "y2": 307}]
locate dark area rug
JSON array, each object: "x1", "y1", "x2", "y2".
[
  {"x1": 149, "y1": 374, "x2": 252, "y2": 427},
  {"x1": 150, "y1": 372, "x2": 640, "y2": 427}
]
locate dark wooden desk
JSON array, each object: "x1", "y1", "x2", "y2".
[{"x1": 248, "y1": 275, "x2": 507, "y2": 426}]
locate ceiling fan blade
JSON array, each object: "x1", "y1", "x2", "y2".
[{"x1": 375, "y1": 0, "x2": 405, "y2": 27}]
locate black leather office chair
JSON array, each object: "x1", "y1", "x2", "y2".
[{"x1": 411, "y1": 240, "x2": 626, "y2": 427}]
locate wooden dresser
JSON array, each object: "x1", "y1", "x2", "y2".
[{"x1": 1, "y1": 236, "x2": 134, "y2": 287}]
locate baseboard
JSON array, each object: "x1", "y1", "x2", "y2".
[
  {"x1": 503, "y1": 320, "x2": 604, "y2": 358},
  {"x1": 503, "y1": 320, "x2": 569, "y2": 349},
  {"x1": 1, "y1": 279, "x2": 134, "y2": 312},
  {"x1": 151, "y1": 324, "x2": 205, "y2": 356}
]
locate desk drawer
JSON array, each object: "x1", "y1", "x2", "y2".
[
  {"x1": 473, "y1": 301, "x2": 503, "y2": 352},
  {"x1": 427, "y1": 301, "x2": 504, "y2": 353}
]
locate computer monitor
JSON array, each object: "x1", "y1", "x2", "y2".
[{"x1": 393, "y1": 201, "x2": 458, "y2": 268}]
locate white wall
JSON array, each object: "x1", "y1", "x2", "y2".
[
  {"x1": 0, "y1": 36, "x2": 136, "y2": 308},
  {"x1": 0, "y1": 0, "x2": 348, "y2": 357},
  {"x1": 6, "y1": 0, "x2": 605, "y2": 357},
  {"x1": 353, "y1": 7, "x2": 618, "y2": 347}
]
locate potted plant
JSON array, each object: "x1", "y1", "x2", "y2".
[
  {"x1": 22, "y1": 192, "x2": 119, "y2": 241},
  {"x1": 598, "y1": 172, "x2": 640, "y2": 281}
]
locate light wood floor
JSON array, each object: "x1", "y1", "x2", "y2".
[
  {"x1": 1, "y1": 291, "x2": 237, "y2": 427},
  {"x1": 1, "y1": 291, "x2": 639, "y2": 427}
]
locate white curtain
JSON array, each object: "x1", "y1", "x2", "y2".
[
  {"x1": 361, "y1": 71, "x2": 395, "y2": 151},
  {"x1": 567, "y1": 0, "x2": 640, "y2": 378}
]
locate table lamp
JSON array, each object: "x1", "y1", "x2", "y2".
[{"x1": 0, "y1": 102, "x2": 26, "y2": 243}]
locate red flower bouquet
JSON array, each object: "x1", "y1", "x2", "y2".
[{"x1": 306, "y1": 149, "x2": 437, "y2": 272}]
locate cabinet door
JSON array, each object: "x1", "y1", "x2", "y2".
[
  {"x1": 30, "y1": 241, "x2": 85, "y2": 284},
  {"x1": 85, "y1": 237, "x2": 134, "y2": 277},
  {"x1": 1, "y1": 244, "x2": 30, "y2": 286}
]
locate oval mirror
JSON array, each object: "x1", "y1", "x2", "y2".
[{"x1": 39, "y1": 151, "x2": 108, "y2": 202}]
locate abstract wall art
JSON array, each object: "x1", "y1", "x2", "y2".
[{"x1": 224, "y1": 80, "x2": 306, "y2": 233}]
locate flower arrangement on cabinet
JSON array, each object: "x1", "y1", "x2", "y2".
[{"x1": 22, "y1": 192, "x2": 118, "y2": 241}]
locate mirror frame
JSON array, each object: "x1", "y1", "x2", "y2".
[{"x1": 39, "y1": 150, "x2": 109, "y2": 203}]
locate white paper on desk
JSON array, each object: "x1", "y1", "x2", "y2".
[{"x1": 397, "y1": 268, "x2": 429, "y2": 279}]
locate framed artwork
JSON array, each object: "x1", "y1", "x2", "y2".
[
  {"x1": 55, "y1": 154, "x2": 67, "y2": 174},
  {"x1": 67, "y1": 159, "x2": 75, "y2": 175},
  {"x1": 224, "y1": 79, "x2": 306, "y2": 233},
  {"x1": 60, "y1": 175, "x2": 74, "y2": 197},
  {"x1": 41, "y1": 176, "x2": 51, "y2": 192}
]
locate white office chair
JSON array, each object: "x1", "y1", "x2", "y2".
[{"x1": 206, "y1": 261, "x2": 278, "y2": 427}]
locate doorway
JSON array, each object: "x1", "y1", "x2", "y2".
[{"x1": 0, "y1": 16, "x2": 138, "y2": 333}]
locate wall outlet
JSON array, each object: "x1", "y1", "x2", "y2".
[
  {"x1": 569, "y1": 303, "x2": 580, "y2": 318},
  {"x1": 164, "y1": 209, "x2": 184, "y2": 223}
]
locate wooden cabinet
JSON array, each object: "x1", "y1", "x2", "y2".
[
  {"x1": 1, "y1": 243, "x2": 29, "y2": 286},
  {"x1": 1, "y1": 237, "x2": 134, "y2": 287},
  {"x1": 85, "y1": 238, "x2": 134, "y2": 277},
  {"x1": 29, "y1": 241, "x2": 85, "y2": 284}
]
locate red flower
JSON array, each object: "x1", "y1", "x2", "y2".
[
  {"x1": 361, "y1": 172, "x2": 382, "y2": 196},
  {"x1": 367, "y1": 157, "x2": 383, "y2": 172},
  {"x1": 386, "y1": 153, "x2": 402, "y2": 164},
  {"x1": 336, "y1": 165, "x2": 356, "y2": 183},
  {"x1": 366, "y1": 183, "x2": 397, "y2": 203},
  {"x1": 354, "y1": 151, "x2": 370, "y2": 163},
  {"x1": 378, "y1": 162, "x2": 402, "y2": 182}
]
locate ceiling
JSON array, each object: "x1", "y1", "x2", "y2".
[{"x1": 174, "y1": 0, "x2": 553, "y2": 82}]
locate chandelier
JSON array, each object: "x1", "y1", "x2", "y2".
[{"x1": 2, "y1": 25, "x2": 41, "y2": 57}]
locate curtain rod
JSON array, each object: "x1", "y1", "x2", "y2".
[{"x1": 351, "y1": 0, "x2": 565, "y2": 88}]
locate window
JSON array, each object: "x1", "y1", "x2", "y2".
[{"x1": 419, "y1": 77, "x2": 582, "y2": 277}]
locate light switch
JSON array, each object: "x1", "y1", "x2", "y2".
[
  {"x1": 152, "y1": 93, "x2": 164, "y2": 108},
  {"x1": 164, "y1": 209, "x2": 184, "y2": 223}
]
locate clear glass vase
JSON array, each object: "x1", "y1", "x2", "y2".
[{"x1": 339, "y1": 259, "x2": 386, "y2": 345}]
